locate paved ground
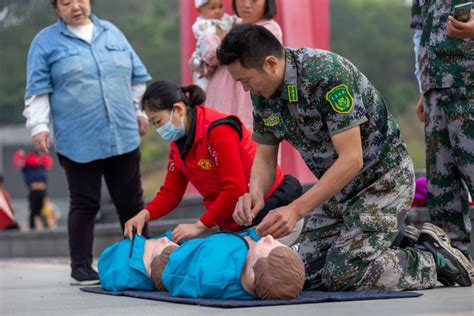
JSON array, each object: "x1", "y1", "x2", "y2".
[{"x1": 0, "y1": 258, "x2": 473, "y2": 316}]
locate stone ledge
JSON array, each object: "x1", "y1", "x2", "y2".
[
  {"x1": 1, "y1": 207, "x2": 473, "y2": 258},
  {"x1": 0, "y1": 218, "x2": 198, "y2": 258}
]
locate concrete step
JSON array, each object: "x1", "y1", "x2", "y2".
[{"x1": 2, "y1": 199, "x2": 473, "y2": 259}]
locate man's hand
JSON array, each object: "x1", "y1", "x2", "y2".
[
  {"x1": 137, "y1": 116, "x2": 149, "y2": 136},
  {"x1": 233, "y1": 192, "x2": 265, "y2": 226},
  {"x1": 32, "y1": 132, "x2": 50, "y2": 154},
  {"x1": 124, "y1": 209, "x2": 150, "y2": 240},
  {"x1": 172, "y1": 221, "x2": 209, "y2": 243},
  {"x1": 256, "y1": 204, "x2": 301, "y2": 239},
  {"x1": 448, "y1": 12, "x2": 474, "y2": 39},
  {"x1": 416, "y1": 94, "x2": 425, "y2": 122}
]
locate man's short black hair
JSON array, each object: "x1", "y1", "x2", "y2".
[
  {"x1": 232, "y1": 0, "x2": 277, "y2": 20},
  {"x1": 217, "y1": 24, "x2": 284, "y2": 70}
]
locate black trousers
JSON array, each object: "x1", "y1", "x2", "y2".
[
  {"x1": 58, "y1": 148, "x2": 146, "y2": 269},
  {"x1": 29, "y1": 188, "x2": 47, "y2": 229},
  {"x1": 249, "y1": 174, "x2": 303, "y2": 227}
]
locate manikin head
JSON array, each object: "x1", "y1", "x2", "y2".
[
  {"x1": 240, "y1": 234, "x2": 305, "y2": 299},
  {"x1": 143, "y1": 237, "x2": 178, "y2": 277},
  {"x1": 150, "y1": 234, "x2": 305, "y2": 299}
]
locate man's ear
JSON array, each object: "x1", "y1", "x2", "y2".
[{"x1": 263, "y1": 56, "x2": 279, "y2": 74}]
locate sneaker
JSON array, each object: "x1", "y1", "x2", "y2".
[
  {"x1": 70, "y1": 265, "x2": 100, "y2": 286},
  {"x1": 290, "y1": 242, "x2": 301, "y2": 253},
  {"x1": 417, "y1": 223, "x2": 472, "y2": 287},
  {"x1": 398, "y1": 225, "x2": 421, "y2": 248}
]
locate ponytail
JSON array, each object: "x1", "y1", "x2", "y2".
[
  {"x1": 180, "y1": 85, "x2": 206, "y2": 108},
  {"x1": 141, "y1": 81, "x2": 206, "y2": 112}
]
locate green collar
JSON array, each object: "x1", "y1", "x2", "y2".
[{"x1": 279, "y1": 49, "x2": 299, "y2": 102}]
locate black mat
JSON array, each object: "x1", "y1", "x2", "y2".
[{"x1": 81, "y1": 286, "x2": 422, "y2": 308}]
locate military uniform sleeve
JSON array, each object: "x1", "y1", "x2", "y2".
[
  {"x1": 318, "y1": 64, "x2": 368, "y2": 136},
  {"x1": 410, "y1": 0, "x2": 423, "y2": 30},
  {"x1": 250, "y1": 96, "x2": 282, "y2": 145}
]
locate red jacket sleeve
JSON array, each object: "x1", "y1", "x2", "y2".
[
  {"x1": 200, "y1": 125, "x2": 248, "y2": 229},
  {"x1": 145, "y1": 151, "x2": 189, "y2": 221}
]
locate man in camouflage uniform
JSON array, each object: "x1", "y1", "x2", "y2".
[
  {"x1": 217, "y1": 24, "x2": 472, "y2": 290},
  {"x1": 411, "y1": 0, "x2": 474, "y2": 259}
]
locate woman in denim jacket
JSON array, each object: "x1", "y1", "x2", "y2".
[{"x1": 24, "y1": 0, "x2": 152, "y2": 285}]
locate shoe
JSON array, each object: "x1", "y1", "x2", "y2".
[
  {"x1": 417, "y1": 223, "x2": 472, "y2": 287},
  {"x1": 290, "y1": 242, "x2": 301, "y2": 253},
  {"x1": 70, "y1": 265, "x2": 100, "y2": 286},
  {"x1": 398, "y1": 225, "x2": 420, "y2": 248}
]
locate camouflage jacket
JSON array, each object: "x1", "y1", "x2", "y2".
[
  {"x1": 252, "y1": 48, "x2": 410, "y2": 203},
  {"x1": 411, "y1": 0, "x2": 474, "y2": 92}
]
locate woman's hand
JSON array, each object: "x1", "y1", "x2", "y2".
[
  {"x1": 137, "y1": 116, "x2": 149, "y2": 136},
  {"x1": 124, "y1": 209, "x2": 150, "y2": 240},
  {"x1": 32, "y1": 132, "x2": 51, "y2": 154},
  {"x1": 172, "y1": 220, "x2": 209, "y2": 243},
  {"x1": 188, "y1": 56, "x2": 206, "y2": 76}
]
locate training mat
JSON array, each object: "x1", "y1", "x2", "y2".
[{"x1": 81, "y1": 287, "x2": 422, "y2": 308}]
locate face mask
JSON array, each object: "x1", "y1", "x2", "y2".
[{"x1": 156, "y1": 109, "x2": 185, "y2": 142}]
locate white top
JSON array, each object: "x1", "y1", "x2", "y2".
[
  {"x1": 67, "y1": 22, "x2": 94, "y2": 44},
  {"x1": 192, "y1": 14, "x2": 237, "y2": 39}
]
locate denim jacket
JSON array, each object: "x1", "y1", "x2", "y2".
[{"x1": 25, "y1": 15, "x2": 151, "y2": 162}]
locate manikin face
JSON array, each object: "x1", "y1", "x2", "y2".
[
  {"x1": 56, "y1": 0, "x2": 92, "y2": 27},
  {"x1": 235, "y1": 0, "x2": 266, "y2": 24},
  {"x1": 240, "y1": 235, "x2": 285, "y2": 296},
  {"x1": 245, "y1": 235, "x2": 282, "y2": 269},
  {"x1": 199, "y1": 0, "x2": 225, "y2": 20},
  {"x1": 143, "y1": 237, "x2": 178, "y2": 276},
  {"x1": 227, "y1": 60, "x2": 282, "y2": 98}
]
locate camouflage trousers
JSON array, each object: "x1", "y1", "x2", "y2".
[
  {"x1": 298, "y1": 157, "x2": 437, "y2": 291},
  {"x1": 424, "y1": 87, "x2": 474, "y2": 258}
]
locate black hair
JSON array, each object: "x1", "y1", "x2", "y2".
[
  {"x1": 51, "y1": 0, "x2": 95, "y2": 8},
  {"x1": 232, "y1": 0, "x2": 277, "y2": 20},
  {"x1": 217, "y1": 24, "x2": 284, "y2": 70},
  {"x1": 141, "y1": 81, "x2": 206, "y2": 112}
]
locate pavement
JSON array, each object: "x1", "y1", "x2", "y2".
[{"x1": 1, "y1": 258, "x2": 473, "y2": 316}]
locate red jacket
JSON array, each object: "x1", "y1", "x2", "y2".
[{"x1": 146, "y1": 106, "x2": 284, "y2": 231}]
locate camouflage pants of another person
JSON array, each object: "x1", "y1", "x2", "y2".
[
  {"x1": 425, "y1": 87, "x2": 474, "y2": 259},
  {"x1": 299, "y1": 157, "x2": 437, "y2": 291}
]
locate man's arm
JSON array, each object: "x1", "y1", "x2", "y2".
[
  {"x1": 256, "y1": 126, "x2": 363, "y2": 238},
  {"x1": 233, "y1": 143, "x2": 279, "y2": 226}
]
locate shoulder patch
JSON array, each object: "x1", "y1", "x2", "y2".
[
  {"x1": 287, "y1": 84, "x2": 299, "y2": 102},
  {"x1": 325, "y1": 84, "x2": 354, "y2": 114},
  {"x1": 263, "y1": 115, "x2": 281, "y2": 127}
]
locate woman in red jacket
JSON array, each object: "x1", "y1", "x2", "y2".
[{"x1": 124, "y1": 81, "x2": 301, "y2": 242}]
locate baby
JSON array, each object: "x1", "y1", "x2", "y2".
[{"x1": 191, "y1": 0, "x2": 238, "y2": 91}]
